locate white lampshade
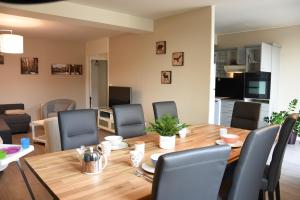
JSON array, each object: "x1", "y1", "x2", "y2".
[{"x1": 0, "y1": 33, "x2": 23, "y2": 54}]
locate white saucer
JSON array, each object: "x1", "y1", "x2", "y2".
[
  {"x1": 216, "y1": 139, "x2": 243, "y2": 148},
  {"x1": 111, "y1": 142, "x2": 128, "y2": 150},
  {"x1": 141, "y1": 162, "x2": 155, "y2": 174}
]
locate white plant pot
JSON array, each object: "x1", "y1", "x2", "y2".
[
  {"x1": 179, "y1": 128, "x2": 188, "y2": 138},
  {"x1": 159, "y1": 135, "x2": 176, "y2": 150}
]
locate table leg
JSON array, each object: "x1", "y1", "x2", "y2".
[{"x1": 16, "y1": 160, "x2": 36, "y2": 200}]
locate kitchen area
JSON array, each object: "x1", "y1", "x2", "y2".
[{"x1": 214, "y1": 42, "x2": 281, "y2": 128}]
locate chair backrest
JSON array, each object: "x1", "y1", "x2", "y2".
[
  {"x1": 58, "y1": 109, "x2": 98, "y2": 150},
  {"x1": 44, "y1": 117, "x2": 61, "y2": 153},
  {"x1": 228, "y1": 125, "x2": 280, "y2": 200},
  {"x1": 112, "y1": 104, "x2": 146, "y2": 139},
  {"x1": 151, "y1": 145, "x2": 231, "y2": 200},
  {"x1": 267, "y1": 113, "x2": 298, "y2": 191},
  {"x1": 152, "y1": 101, "x2": 178, "y2": 120},
  {"x1": 231, "y1": 101, "x2": 261, "y2": 130},
  {"x1": 42, "y1": 99, "x2": 76, "y2": 119}
]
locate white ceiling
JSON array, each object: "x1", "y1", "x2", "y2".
[{"x1": 70, "y1": 0, "x2": 300, "y2": 33}]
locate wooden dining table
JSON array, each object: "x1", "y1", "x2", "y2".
[{"x1": 25, "y1": 124, "x2": 250, "y2": 200}]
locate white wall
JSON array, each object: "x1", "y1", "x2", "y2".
[
  {"x1": 0, "y1": 37, "x2": 85, "y2": 120},
  {"x1": 109, "y1": 7, "x2": 215, "y2": 124},
  {"x1": 217, "y1": 25, "x2": 300, "y2": 111}
]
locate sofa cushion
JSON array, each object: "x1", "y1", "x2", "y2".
[
  {"x1": 0, "y1": 114, "x2": 31, "y2": 124},
  {"x1": 4, "y1": 109, "x2": 26, "y2": 115},
  {"x1": 0, "y1": 104, "x2": 24, "y2": 114}
]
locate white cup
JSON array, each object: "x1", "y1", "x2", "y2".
[
  {"x1": 220, "y1": 128, "x2": 228, "y2": 136},
  {"x1": 130, "y1": 150, "x2": 143, "y2": 168},
  {"x1": 134, "y1": 141, "x2": 145, "y2": 155},
  {"x1": 98, "y1": 141, "x2": 112, "y2": 157}
]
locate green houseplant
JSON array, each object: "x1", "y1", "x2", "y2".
[
  {"x1": 146, "y1": 114, "x2": 188, "y2": 149},
  {"x1": 264, "y1": 99, "x2": 299, "y2": 144}
]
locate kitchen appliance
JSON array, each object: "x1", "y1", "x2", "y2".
[{"x1": 244, "y1": 72, "x2": 271, "y2": 99}]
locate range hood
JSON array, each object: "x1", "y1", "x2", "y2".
[{"x1": 224, "y1": 65, "x2": 246, "y2": 73}]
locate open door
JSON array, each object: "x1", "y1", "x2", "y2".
[{"x1": 90, "y1": 59, "x2": 108, "y2": 108}]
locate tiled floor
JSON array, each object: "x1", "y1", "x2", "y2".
[{"x1": 0, "y1": 130, "x2": 300, "y2": 200}]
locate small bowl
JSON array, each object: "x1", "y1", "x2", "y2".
[
  {"x1": 221, "y1": 134, "x2": 239, "y2": 144},
  {"x1": 105, "y1": 136, "x2": 123, "y2": 146},
  {"x1": 150, "y1": 153, "x2": 163, "y2": 166}
]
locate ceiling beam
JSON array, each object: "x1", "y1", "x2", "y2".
[{"x1": 0, "y1": 1, "x2": 154, "y2": 33}]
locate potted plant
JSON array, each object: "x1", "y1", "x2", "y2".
[
  {"x1": 264, "y1": 99, "x2": 299, "y2": 144},
  {"x1": 147, "y1": 114, "x2": 185, "y2": 149},
  {"x1": 177, "y1": 123, "x2": 189, "y2": 138}
]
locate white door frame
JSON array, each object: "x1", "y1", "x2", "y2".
[{"x1": 88, "y1": 55, "x2": 109, "y2": 109}]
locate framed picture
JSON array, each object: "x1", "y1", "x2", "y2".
[
  {"x1": 161, "y1": 71, "x2": 172, "y2": 84},
  {"x1": 0, "y1": 55, "x2": 4, "y2": 64},
  {"x1": 21, "y1": 57, "x2": 38, "y2": 74},
  {"x1": 51, "y1": 64, "x2": 83, "y2": 75},
  {"x1": 51, "y1": 64, "x2": 70, "y2": 75},
  {"x1": 156, "y1": 41, "x2": 166, "y2": 54},
  {"x1": 70, "y1": 64, "x2": 83, "y2": 75},
  {"x1": 172, "y1": 52, "x2": 184, "y2": 66}
]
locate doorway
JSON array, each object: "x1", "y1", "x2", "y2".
[{"x1": 90, "y1": 59, "x2": 108, "y2": 108}]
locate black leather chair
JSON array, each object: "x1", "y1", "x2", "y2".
[
  {"x1": 231, "y1": 101, "x2": 261, "y2": 130},
  {"x1": 112, "y1": 104, "x2": 146, "y2": 139},
  {"x1": 58, "y1": 109, "x2": 99, "y2": 150},
  {"x1": 152, "y1": 101, "x2": 178, "y2": 120},
  {"x1": 259, "y1": 114, "x2": 298, "y2": 200},
  {"x1": 151, "y1": 145, "x2": 231, "y2": 200},
  {"x1": 224, "y1": 125, "x2": 280, "y2": 200}
]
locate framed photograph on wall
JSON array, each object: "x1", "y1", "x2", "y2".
[
  {"x1": 156, "y1": 41, "x2": 166, "y2": 54},
  {"x1": 0, "y1": 55, "x2": 4, "y2": 64},
  {"x1": 161, "y1": 71, "x2": 172, "y2": 84},
  {"x1": 172, "y1": 52, "x2": 184, "y2": 66},
  {"x1": 21, "y1": 57, "x2": 38, "y2": 74},
  {"x1": 70, "y1": 64, "x2": 83, "y2": 75},
  {"x1": 51, "y1": 64, "x2": 70, "y2": 75}
]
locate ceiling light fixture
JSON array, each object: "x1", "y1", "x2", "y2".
[{"x1": 0, "y1": 30, "x2": 23, "y2": 54}]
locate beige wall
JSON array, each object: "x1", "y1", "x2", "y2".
[
  {"x1": 109, "y1": 7, "x2": 214, "y2": 124},
  {"x1": 0, "y1": 37, "x2": 85, "y2": 120},
  {"x1": 217, "y1": 25, "x2": 300, "y2": 110}
]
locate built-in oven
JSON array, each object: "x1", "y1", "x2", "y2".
[{"x1": 244, "y1": 72, "x2": 271, "y2": 99}]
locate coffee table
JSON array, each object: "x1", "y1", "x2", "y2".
[{"x1": 30, "y1": 120, "x2": 46, "y2": 144}]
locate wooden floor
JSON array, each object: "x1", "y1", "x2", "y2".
[{"x1": 0, "y1": 129, "x2": 300, "y2": 200}]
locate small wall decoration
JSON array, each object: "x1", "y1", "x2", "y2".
[
  {"x1": 0, "y1": 55, "x2": 4, "y2": 64},
  {"x1": 70, "y1": 64, "x2": 83, "y2": 75},
  {"x1": 51, "y1": 64, "x2": 83, "y2": 75},
  {"x1": 172, "y1": 52, "x2": 184, "y2": 66},
  {"x1": 161, "y1": 71, "x2": 172, "y2": 84},
  {"x1": 21, "y1": 57, "x2": 38, "y2": 74},
  {"x1": 156, "y1": 41, "x2": 166, "y2": 54}
]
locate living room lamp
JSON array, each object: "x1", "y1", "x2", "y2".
[{"x1": 0, "y1": 30, "x2": 23, "y2": 54}]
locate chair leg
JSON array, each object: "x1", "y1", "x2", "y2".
[
  {"x1": 259, "y1": 190, "x2": 266, "y2": 200},
  {"x1": 268, "y1": 191, "x2": 274, "y2": 200},
  {"x1": 275, "y1": 182, "x2": 281, "y2": 200}
]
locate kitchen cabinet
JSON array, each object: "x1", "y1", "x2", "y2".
[
  {"x1": 246, "y1": 42, "x2": 272, "y2": 72},
  {"x1": 215, "y1": 48, "x2": 246, "y2": 78}
]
